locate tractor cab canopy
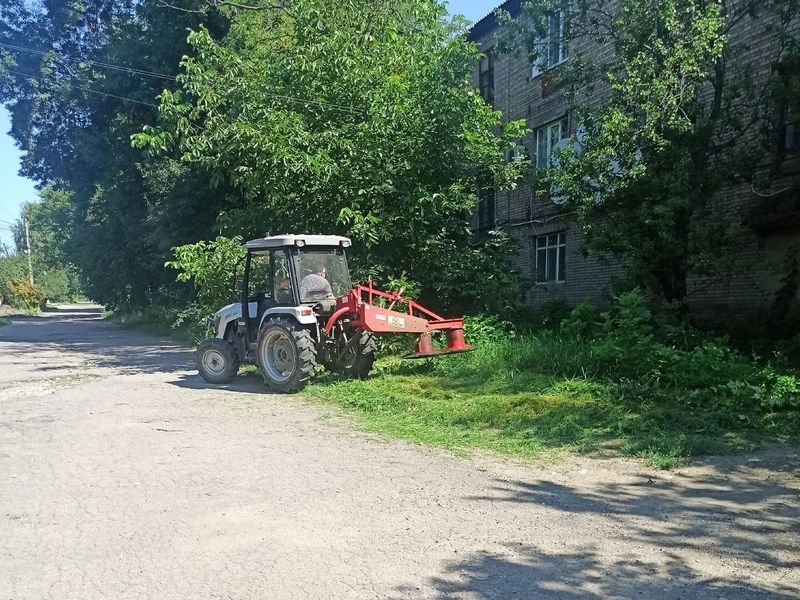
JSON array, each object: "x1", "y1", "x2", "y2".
[
  {"x1": 243, "y1": 235, "x2": 353, "y2": 306},
  {"x1": 245, "y1": 235, "x2": 351, "y2": 251}
]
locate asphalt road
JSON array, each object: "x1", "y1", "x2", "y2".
[{"x1": 1, "y1": 305, "x2": 799, "y2": 599}]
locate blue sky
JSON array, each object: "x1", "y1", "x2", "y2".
[
  {"x1": 0, "y1": 0, "x2": 501, "y2": 248},
  {"x1": 447, "y1": 0, "x2": 499, "y2": 23},
  {"x1": 0, "y1": 106, "x2": 37, "y2": 247}
]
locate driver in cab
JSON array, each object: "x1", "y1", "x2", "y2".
[{"x1": 299, "y1": 262, "x2": 334, "y2": 302}]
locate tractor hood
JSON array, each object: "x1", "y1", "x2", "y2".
[{"x1": 215, "y1": 302, "x2": 258, "y2": 321}]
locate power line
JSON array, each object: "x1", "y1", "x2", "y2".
[
  {"x1": 0, "y1": 41, "x2": 178, "y2": 82},
  {"x1": 5, "y1": 69, "x2": 160, "y2": 108},
  {"x1": 1, "y1": 41, "x2": 366, "y2": 115}
]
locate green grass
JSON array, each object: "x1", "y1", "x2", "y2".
[{"x1": 308, "y1": 336, "x2": 800, "y2": 469}]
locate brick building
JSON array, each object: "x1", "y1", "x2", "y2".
[{"x1": 468, "y1": 0, "x2": 800, "y2": 321}]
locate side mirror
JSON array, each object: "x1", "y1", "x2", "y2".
[{"x1": 235, "y1": 278, "x2": 246, "y2": 295}]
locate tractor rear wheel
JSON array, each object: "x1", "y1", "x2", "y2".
[
  {"x1": 196, "y1": 338, "x2": 239, "y2": 384},
  {"x1": 257, "y1": 317, "x2": 317, "y2": 393},
  {"x1": 326, "y1": 330, "x2": 376, "y2": 380}
]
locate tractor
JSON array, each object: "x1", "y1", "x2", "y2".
[{"x1": 195, "y1": 235, "x2": 473, "y2": 392}]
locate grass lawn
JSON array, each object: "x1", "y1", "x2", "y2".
[{"x1": 309, "y1": 348, "x2": 799, "y2": 469}]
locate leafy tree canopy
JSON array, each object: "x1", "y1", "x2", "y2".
[
  {"x1": 0, "y1": 0, "x2": 231, "y2": 308},
  {"x1": 136, "y1": 0, "x2": 527, "y2": 310}
]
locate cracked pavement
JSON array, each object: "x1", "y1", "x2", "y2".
[{"x1": 1, "y1": 305, "x2": 799, "y2": 599}]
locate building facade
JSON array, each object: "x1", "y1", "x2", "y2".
[{"x1": 469, "y1": 0, "x2": 800, "y2": 322}]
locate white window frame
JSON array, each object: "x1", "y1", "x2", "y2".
[
  {"x1": 532, "y1": 10, "x2": 568, "y2": 78},
  {"x1": 535, "y1": 232, "x2": 566, "y2": 284},
  {"x1": 535, "y1": 117, "x2": 568, "y2": 170}
]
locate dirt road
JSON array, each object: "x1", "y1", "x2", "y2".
[{"x1": 1, "y1": 305, "x2": 798, "y2": 599}]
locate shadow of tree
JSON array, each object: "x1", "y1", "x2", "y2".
[
  {"x1": 410, "y1": 455, "x2": 800, "y2": 599},
  {"x1": 421, "y1": 544, "x2": 799, "y2": 599},
  {"x1": 0, "y1": 307, "x2": 192, "y2": 375}
]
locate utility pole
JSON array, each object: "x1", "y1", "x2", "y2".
[{"x1": 24, "y1": 217, "x2": 33, "y2": 284}]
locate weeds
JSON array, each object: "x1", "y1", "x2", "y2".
[{"x1": 310, "y1": 291, "x2": 799, "y2": 468}]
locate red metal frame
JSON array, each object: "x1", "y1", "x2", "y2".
[{"x1": 324, "y1": 281, "x2": 474, "y2": 358}]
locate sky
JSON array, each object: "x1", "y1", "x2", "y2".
[
  {"x1": 0, "y1": 0, "x2": 501, "y2": 248},
  {"x1": 0, "y1": 106, "x2": 38, "y2": 248}
]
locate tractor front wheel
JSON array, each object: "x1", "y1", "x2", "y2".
[
  {"x1": 196, "y1": 338, "x2": 239, "y2": 384},
  {"x1": 257, "y1": 318, "x2": 317, "y2": 393}
]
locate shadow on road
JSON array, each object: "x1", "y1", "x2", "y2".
[
  {"x1": 168, "y1": 372, "x2": 268, "y2": 394},
  {"x1": 403, "y1": 455, "x2": 800, "y2": 599},
  {"x1": 0, "y1": 305, "x2": 192, "y2": 375},
  {"x1": 419, "y1": 543, "x2": 799, "y2": 599}
]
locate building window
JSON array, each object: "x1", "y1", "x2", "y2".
[
  {"x1": 535, "y1": 232, "x2": 566, "y2": 283},
  {"x1": 775, "y1": 60, "x2": 800, "y2": 156},
  {"x1": 783, "y1": 120, "x2": 800, "y2": 153},
  {"x1": 477, "y1": 189, "x2": 495, "y2": 235},
  {"x1": 535, "y1": 117, "x2": 569, "y2": 169},
  {"x1": 532, "y1": 11, "x2": 568, "y2": 77},
  {"x1": 479, "y1": 50, "x2": 494, "y2": 105}
]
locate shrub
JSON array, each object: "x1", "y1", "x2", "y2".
[
  {"x1": 463, "y1": 314, "x2": 516, "y2": 345},
  {"x1": 8, "y1": 278, "x2": 45, "y2": 312},
  {"x1": 166, "y1": 236, "x2": 245, "y2": 311},
  {"x1": 561, "y1": 300, "x2": 602, "y2": 339},
  {"x1": 756, "y1": 370, "x2": 800, "y2": 410}
]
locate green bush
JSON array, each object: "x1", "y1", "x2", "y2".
[
  {"x1": 463, "y1": 314, "x2": 516, "y2": 345},
  {"x1": 8, "y1": 278, "x2": 46, "y2": 312},
  {"x1": 0, "y1": 254, "x2": 28, "y2": 306},
  {"x1": 165, "y1": 236, "x2": 246, "y2": 335},
  {"x1": 166, "y1": 236, "x2": 245, "y2": 311}
]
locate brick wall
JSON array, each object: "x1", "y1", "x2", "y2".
[{"x1": 469, "y1": 2, "x2": 800, "y2": 317}]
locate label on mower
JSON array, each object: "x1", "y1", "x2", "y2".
[
  {"x1": 388, "y1": 316, "x2": 406, "y2": 328},
  {"x1": 375, "y1": 314, "x2": 387, "y2": 321}
]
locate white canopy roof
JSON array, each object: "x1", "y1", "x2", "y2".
[{"x1": 245, "y1": 234, "x2": 351, "y2": 250}]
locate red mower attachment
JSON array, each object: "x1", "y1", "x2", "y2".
[{"x1": 324, "y1": 282, "x2": 475, "y2": 359}]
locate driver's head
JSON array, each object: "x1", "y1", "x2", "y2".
[{"x1": 303, "y1": 255, "x2": 327, "y2": 277}]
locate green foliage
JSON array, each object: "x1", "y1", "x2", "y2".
[
  {"x1": 166, "y1": 236, "x2": 245, "y2": 310},
  {"x1": 499, "y1": 0, "x2": 800, "y2": 307},
  {"x1": 463, "y1": 313, "x2": 516, "y2": 345},
  {"x1": 311, "y1": 290, "x2": 799, "y2": 467},
  {"x1": 0, "y1": 254, "x2": 27, "y2": 305},
  {"x1": 136, "y1": 0, "x2": 527, "y2": 311},
  {"x1": 0, "y1": 1, "x2": 228, "y2": 309},
  {"x1": 561, "y1": 300, "x2": 601, "y2": 338},
  {"x1": 8, "y1": 278, "x2": 45, "y2": 312},
  {"x1": 36, "y1": 269, "x2": 71, "y2": 302}
]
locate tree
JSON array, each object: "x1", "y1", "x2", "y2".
[
  {"x1": 0, "y1": 0, "x2": 230, "y2": 308},
  {"x1": 135, "y1": 0, "x2": 527, "y2": 310},
  {"x1": 11, "y1": 189, "x2": 81, "y2": 301},
  {"x1": 499, "y1": 0, "x2": 800, "y2": 308}
]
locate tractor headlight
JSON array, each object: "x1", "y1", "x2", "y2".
[
  {"x1": 296, "y1": 240, "x2": 306, "y2": 248},
  {"x1": 341, "y1": 240, "x2": 351, "y2": 248}
]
